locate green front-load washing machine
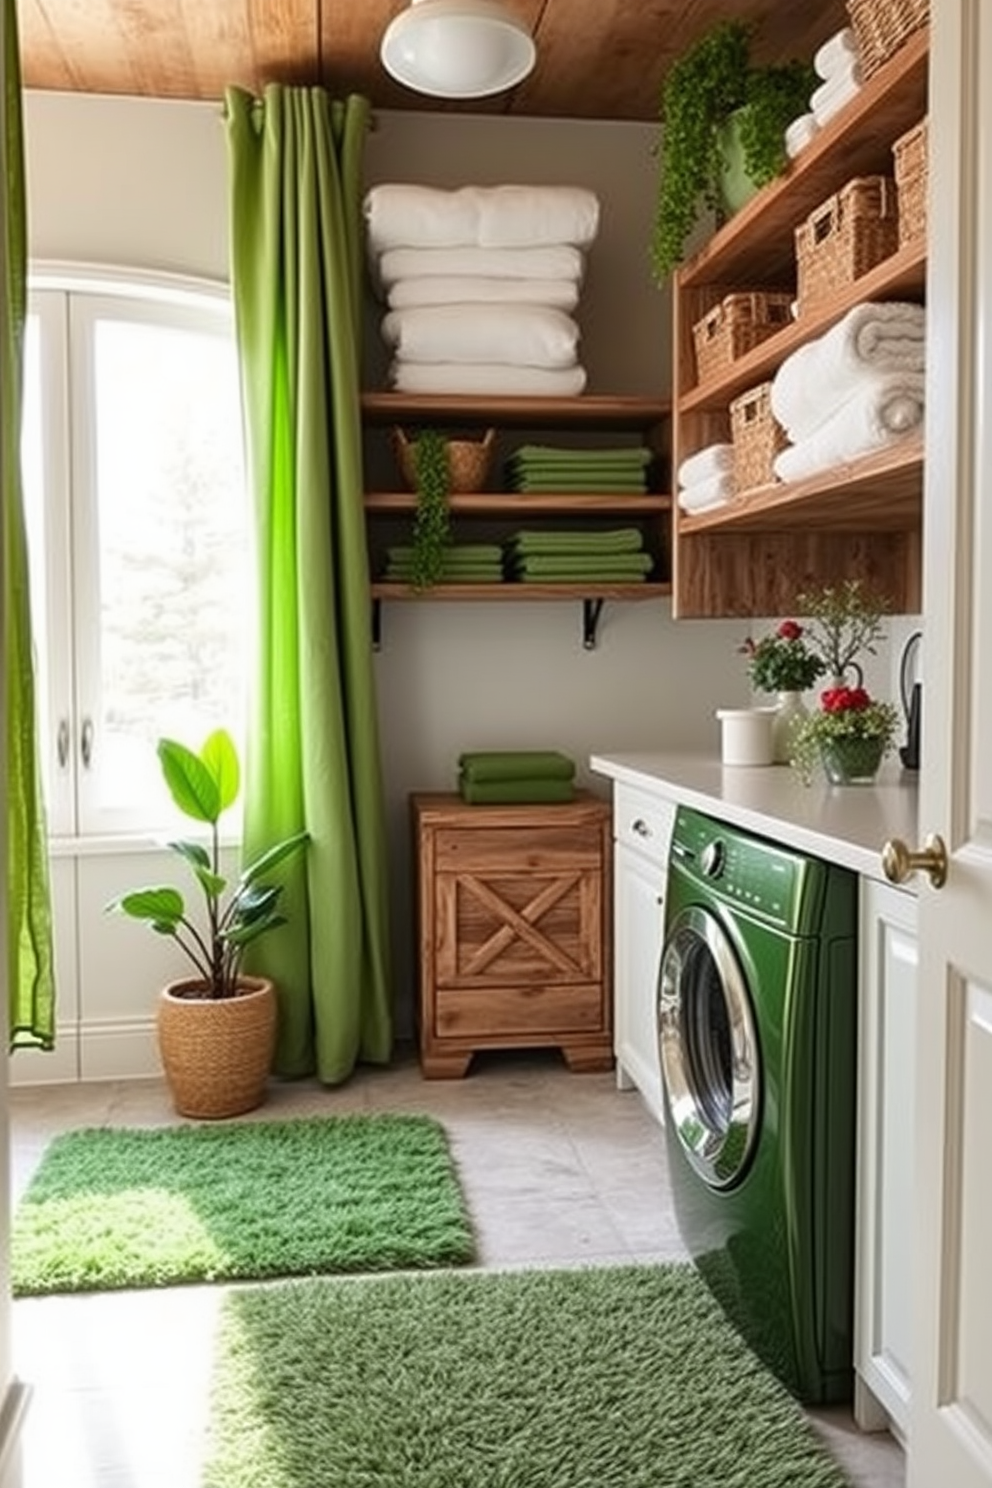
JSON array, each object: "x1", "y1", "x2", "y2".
[{"x1": 658, "y1": 805, "x2": 858, "y2": 1403}]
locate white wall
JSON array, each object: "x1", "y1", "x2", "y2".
[{"x1": 19, "y1": 90, "x2": 804, "y2": 1034}]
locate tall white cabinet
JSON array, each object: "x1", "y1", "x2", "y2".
[
  {"x1": 855, "y1": 877, "x2": 919, "y2": 1442},
  {"x1": 611, "y1": 782, "x2": 675, "y2": 1125}
]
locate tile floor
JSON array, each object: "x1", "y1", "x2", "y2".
[{"x1": 8, "y1": 1047, "x2": 905, "y2": 1487}]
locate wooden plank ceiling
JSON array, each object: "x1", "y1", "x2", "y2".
[{"x1": 17, "y1": 0, "x2": 848, "y2": 121}]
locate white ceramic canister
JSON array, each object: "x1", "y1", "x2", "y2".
[{"x1": 716, "y1": 707, "x2": 775, "y2": 767}]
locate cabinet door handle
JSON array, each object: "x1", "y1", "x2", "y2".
[
  {"x1": 632, "y1": 818, "x2": 651, "y2": 838},
  {"x1": 80, "y1": 716, "x2": 94, "y2": 770},
  {"x1": 56, "y1": 717, "x2": 70, "y2": 770}
]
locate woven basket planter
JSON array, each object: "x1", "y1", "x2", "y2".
[
  {"x1": 394, "y1": 426, "x2": 495, "y2": 494},
  {"x1": 157, "y1": 975, "x2": 277, "y2": 1120}
]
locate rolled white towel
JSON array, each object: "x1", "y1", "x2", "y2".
[
  {"x1": 773, "y1": 376, "x2": 925, "y2": 483},
  {"x1": 811, "y1": 67, "x2": 862, "y2": 127},
  {"x1": 375, "y1": 244, "x2": 586, "y2": 293},
  {"x1": 771, "y1": 302, "x2": 926, "y2": 441},
  {"x1": 814, "y1": 27, "x2": 861, "y2": 81},
  {"x1": 785, "y1": 113, "x2": 820, "y2": 160},
  {"x1": 381, "y1": 304, "x2": 580, "y2": 369},
  {"x1": 678, "y1": 472, "x2": 735, "y2": 512},
  {"x1": 389, "y1": 361, "x2": 588, "y2": 397},
  {"x1": 364, "y1": 184, "x2": 600, "y2": 254},
  {"x1": 677, "y1": 443, "x2": 735, "y2": 488},
  {"x1": 387, "y1": 277, "x2": 580, "y2": 312}
]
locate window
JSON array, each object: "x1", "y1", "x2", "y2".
[{"x1": 22, "y1": 273, "x2": 249, "y2": 837}]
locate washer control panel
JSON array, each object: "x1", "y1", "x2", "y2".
[{"x1": 669, "y1": 806, "x2": 820, "y2": 934}]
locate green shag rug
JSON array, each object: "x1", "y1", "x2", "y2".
[
  {"x1": 202, "y1": 1263, "x2": 851, "y2": 1488},
  {"x1": 12, "y1": 1113, "x2": 475, "y2": 1296}
]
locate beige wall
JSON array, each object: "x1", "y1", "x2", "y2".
[{"x1": 22, "y1": 89, "x2": 755, "y2": 1027}]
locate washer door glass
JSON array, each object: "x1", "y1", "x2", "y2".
[{"x1": 658, "y1": 904, "x2": 760, "y2": 1189}]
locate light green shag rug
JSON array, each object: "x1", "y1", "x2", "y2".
[
  {"x1": 202, "y1": 1263, "x2": 851, "y2": 1488},
  {"x1": 12, "y1": 1113, "x2": 475, "y2": 1296}
]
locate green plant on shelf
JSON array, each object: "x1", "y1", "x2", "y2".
[{"x1": 651, "y1": 18, "x2": 815, "y2": 281}]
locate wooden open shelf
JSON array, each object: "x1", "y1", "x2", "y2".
[
  {"x1": 678, "y1": 439, "x2": 923, "y2": 535},
  {"x1": 671, "y1": 30, "x2": 928, "y2": 619}
]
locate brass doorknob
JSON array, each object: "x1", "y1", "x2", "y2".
[{"x1": 881, "y1": 834, "x2": 948, "y2": 889}]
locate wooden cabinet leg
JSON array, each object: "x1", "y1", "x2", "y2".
[
  {"x1": 561, "y1": 1043, "x2": 614, "y2": 1073},
  {"x1": 420, "y1": 1050, "x2": 474, "y2": 1079}
]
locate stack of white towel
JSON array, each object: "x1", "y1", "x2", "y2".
[
  {"x1": 785, "y1": 27, "x2": 864, "y2": 161},
  {"x1": 770, "y1": 301, "x2": 926, "y2": 482},
  {"x1": 364, "y1": 184, "x2": 599, "y2": 396},
  {"x1": 677, "y1": 444, "x2": 736, "y2": 514}
]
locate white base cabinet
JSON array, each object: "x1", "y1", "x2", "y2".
[
  {"x1": 854, "y1": 877, "x2": 919, "y2": 1442},
  {"x1": 611, "y1": 782, "x2": 675, "y2": 1125}
]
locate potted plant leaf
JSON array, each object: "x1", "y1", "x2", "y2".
[
  {"x1": 651, "y1": 19, "x2": 816, "y2": 281},
  {"x1": 107, "y1": 728, "x2": 308, "y2": 1119}
]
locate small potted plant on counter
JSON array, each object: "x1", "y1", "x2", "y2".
[
  {"x1": 107, "y1": 728, "x2": 308, "y2": 1119},
  {"x1": 740, "y1": 618, "x2": 826, "y2": 763},
  {"x1": 790, "y1": 685, "x2": 900, "y2": 786}
]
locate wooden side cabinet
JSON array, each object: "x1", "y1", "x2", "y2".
[{"x1": 411, "y1": 792, "x2": 613, "y2": 1078}]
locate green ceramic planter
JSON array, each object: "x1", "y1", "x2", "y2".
[{"x1": 820, "y1": 736, "x2": 886, "y2": 785}]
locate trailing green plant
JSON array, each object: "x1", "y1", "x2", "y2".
[
  {"x1": 651, "y1": 20, "x2": 816, "y2": 281},
  {"x1": 409, "y1": 428, "x2": 452, "y2": 589},
  {"x1": 106, "y1": 729, "x2": 308, "y2": 998}
]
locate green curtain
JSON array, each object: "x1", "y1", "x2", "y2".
[
  {"x1": 224, "y1": 86, "x2": 392, "y2": 1083},
  {"x1": 3, "y1": 0, "x2": 55, "y2": 1050}
]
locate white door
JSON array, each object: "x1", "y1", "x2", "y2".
[{"x1": 908, "y1": 3, "x2": 992, "y2": 1482}]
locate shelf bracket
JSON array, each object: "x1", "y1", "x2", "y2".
[
  {"x1": 371, "y1": 598, "x2": 382, "y2": 651},
  {"x1": 582, "y1": 598, "x2": 605, "y2": 650}
]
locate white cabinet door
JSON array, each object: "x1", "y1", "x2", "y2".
[
  {"x1": 855, "y1": 878, "x2": 919, "y2": 1441},
  {"x1": 612, "y1": 784, "x2": 675, "y2": 1125},
  {"x1": 911, "y1": 5, "x2": 992, "y2": 1482}
]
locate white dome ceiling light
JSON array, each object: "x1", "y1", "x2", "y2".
[{"x1": 380, "y1": 0, "x2": 536, "y2": 100}]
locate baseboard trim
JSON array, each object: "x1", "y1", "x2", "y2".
[
  {"x1": 8, "y1": 1018, "x2": 159, "y2": 1086},
  {"x1": 0, "y1": 1379, "x2": 32, "y2": 1488}
]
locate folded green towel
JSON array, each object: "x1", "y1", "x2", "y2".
[
  {"x1": 511, "y1": 528, "x2": 645, "y2": 554},
  {"x1": 459, "y1": 750, "x2": 576, "y2": 783},
  {"x1": 459, "y1": 777, "x2": 576, "y2": 805},
  {"x1": 513, "y1": 553, "x2": 655, "y2": 576},
  {"x1": 387, "y1": 544, "x2": 503, "y2": 564},
  {"x1": 509, "y1": 476, "x2": 648, "y2": 493},
  {"x1": 510, "y1": 444, "x2": 653, "y2": 468},
  {"x1": 387, "y1": 571, "x2": 504, "y2": 584}
]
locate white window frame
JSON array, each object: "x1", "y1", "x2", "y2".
[{"x1": 25, "y1": 264, "x2": 247, "y2": 843}]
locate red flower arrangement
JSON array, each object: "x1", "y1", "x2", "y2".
[{"x1": 790, "y1": 684, "x2": 900, "y2": 784}]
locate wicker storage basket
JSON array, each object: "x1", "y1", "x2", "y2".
[
  {"x1": 691, "y1": 292, "x2": 794, "y2": 385},
  {"x1": 893, "y1": 116, "x2": 928, "y2": 248},
  {"x1": 846, "y1": 0, "x2": 929, "y2": 79},
  {"x1": 795, "y1": 176, "x2": 900, "y2": 317},
  {"x1": 394, "y1": 426, "x2": 495, "y2": 494},
  {"x1": 729, "y1": 382, "x2": 787, "y2": 495}
]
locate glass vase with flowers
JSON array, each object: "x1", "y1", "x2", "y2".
[
  {"x1": 790, "y1": 685, "x2": 901, "y2": 785},
  {"x1": 740, "y1": 619, "x2": 826, "y2": 762}
]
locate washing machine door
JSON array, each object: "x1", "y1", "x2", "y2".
[{"x1": 658, "y1": 904, "x2": 760, "y2": 1190}]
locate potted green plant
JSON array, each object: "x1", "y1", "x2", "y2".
[
  {"x1": 740, "y1": 618, "x2": 826, "y2": 763},
  {"x1": 651, "y1": 20, "x2": 816, "y2": 281},
  {"x1": 107, "y1": 728, "x2": 308, "y2": 1119},
  {"x1": 790, "y1": 685, "x2": 901, "y2": 785},
  {"x1": 796, "y1": 578, "x2": 891, "y2": 685}
]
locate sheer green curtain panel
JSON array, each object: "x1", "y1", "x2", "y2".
[
  {"x1": 225, "y1": 86, "x2": 392, "y2": 1083},
  {"x1": 4, "y1": 0, "x2": 55, "y2": 1050}
]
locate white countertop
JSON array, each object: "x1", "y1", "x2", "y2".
[{"x1": 589, "y1": 751, "x2": 919, "y2": 883}]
